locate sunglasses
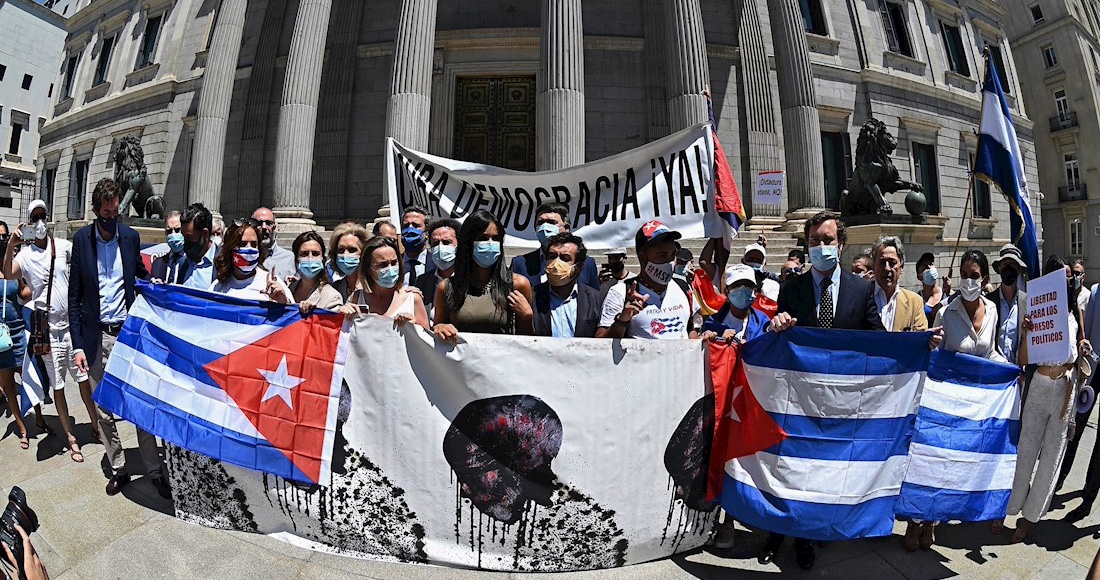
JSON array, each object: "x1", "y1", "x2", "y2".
[{"x1": 232, "y1": 217, "x2": 260, "y2": 228}]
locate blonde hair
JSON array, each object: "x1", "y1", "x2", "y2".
[{"x1": 328, "y1": 225, "x2": 369, "y2": 265}]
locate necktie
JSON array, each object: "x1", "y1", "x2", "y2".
[
  {"x1": 408, "y1": 258, "x2": 418, "y2": 287},
  {"x1": 819, "y1": 277, "x2": 834, "y2": 329}
]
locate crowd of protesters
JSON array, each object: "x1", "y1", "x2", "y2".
[{"x1": 1, "y1": 177, "x2": 1098, "y2": 575}]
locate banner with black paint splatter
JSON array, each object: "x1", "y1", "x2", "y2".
[{"x1": 169, "y1": 316, "x2": 716, "y2": 571}]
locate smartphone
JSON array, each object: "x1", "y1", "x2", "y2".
[{"x1": 19, "y1": 225, "x2": 35, "y2": 240}]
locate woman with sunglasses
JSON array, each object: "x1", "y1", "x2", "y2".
[
  {"x1": 210, "y1": 221, "x2": 292, "y2": 303},
  {"x1": 433, "y1": 210, "x2": 534, "y2": 342},
  {"x1": 329, "y1": 223, "x2": 369, "y2": 301},
  {"x1": 339, "y1": 236, "x2": 429, "y2": 329},
  {"x1": 289, "y1": 231, "x2": 342, "y2": 315}
]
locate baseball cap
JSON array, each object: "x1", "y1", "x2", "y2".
[
  {"x1": 677, "y1": 248, "x2": 693, "y2": 263},
  {"x1": 634, "y1": 220, "x2": 682, "y2": 250},
  {"x1": 27, "y1": 199, "x2": 47, "y2": 217},
  {"x1": 743, "y1": 243, "x2": 767, "y2": 260},
  {"x1": 724, "y1": 264, "x2": 757, "y2": 288}
]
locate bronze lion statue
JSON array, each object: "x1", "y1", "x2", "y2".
[
  {"x1": 114, "y1": 135, "x2": 165, "y2": 219},
  {"x1": 840, "y1": 119, "x2": 922, "y2": 217}
]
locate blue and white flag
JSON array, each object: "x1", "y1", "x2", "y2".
[
  {"x1": 93, "y1": 283, "x2": 349, "y2": 484},
  {"x1": 895, "y1": 350, "x2": 1020, "y2": 522},
  {"x1": 974, "y1": 54, "x2": 1041, "y2": 278},
  {"x1": 721, "y1": 329, "x2": 932, "y2": 541},
  {"x1": 18, "y1": 330, "x2": 49, "y2": 417}
]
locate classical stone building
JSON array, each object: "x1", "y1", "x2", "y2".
[
  {"x1": 1004, "y1": 0, "x2": 1100, "y2": 280},
  {"x1": 0, "y1": 0, "x2": 66, "y2": 224},
  {"x1": 38, "y1": 0, "x2": 1041, "y2": 280}
]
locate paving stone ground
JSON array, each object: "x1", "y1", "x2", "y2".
[{"x1": 3, "y1": 388, "x2": 1099, "y2": 579}]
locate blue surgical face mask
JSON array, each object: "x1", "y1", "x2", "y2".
[
  {"x1": 922, "y1": 267, "x2": 939, "y2": 287},
  {"x1": 166, "y1": 232, "x2": 185, "y2": 253},
  {"x1": 376, "y1": 265, "x2": 400, "y2": 289},
  {"x1": 536, "y1": 223, "x2": 560, "y2": 247},
  {"x1": 728, "y1": 287, "x2": 755, "y2": 310},
  {"x1": 337, "y1": 255, "x2": 360, "y2": 275},
  {"x1": 431, "y1": 244, "x2": 457, "y2": 270},
  {"x1": 809, "y1": 245, "x2": 840, "y2": 273},
  {"x1": 401, "y1": 226, "x2": 424, "y2": 248},
  {"x1": 473, "y1": 241, "x2": 502, "y2": 268},
  {"x1": 298, "y1": 259, "x2": 324, "y2": 280}
]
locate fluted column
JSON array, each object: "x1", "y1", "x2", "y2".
[
  {"x1": 188, "y1": 0, "x2": 249, "y2": 215},
  {"x1": 537, "y1": 0, "x2": 585, "y2": 170},
  {"x1": 664, "y1": 0, "x2": 710, "y2": 131},
  {"x1": 734, "y1": 0, "x2": 783, "y2": 220},
  {"x1": 385, "y1": 0, "x2": 438, "y2": 151},
  {"x1": 271, "y1": 0, "x2": 334, "y2": 221},
  {"x1": 766, "y1": 0, "x2": 825, "y2": 212}
]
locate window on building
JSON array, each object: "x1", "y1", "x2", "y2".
[
  {"x1": 135, "y1": 14, "x2": 164, "y2": 70},
  {"x1": 0, "y1": 198, "x2": 13, "y2": 209},
  {"x1": 973, "y1": 178, "x2": 992, "y2": 218},
  {"x1": 20, "y1": 75, "x2": 31, "y2": 90},
  {"x1": 0, "y1": 64, "x2": 5, "y2": 81},
  {"x1": 821, "y1": 132, "x2": 853, "y2": 211},
  {"x1": 879, "y1": 0, "x2": 914, "y2": 57},
  {"x1": 912, "y1": 143, "x2": 940, "y2": 214},
  {"x1": 800, "y1": 0, "x2": 828, "y2": 35},
  {"x1": 1070, "y1": 218, "x2": 1084, "y2": 255},
  {"x1": 42, "y1": 168, "x2": 57, "y2": 216},
  {"x1": 47, "y1": 83, "x2": 53, "y2": 98},
  {"x1": 940, "y1": 22, "x2": 970, "y2": 76},
  {"x1": 61, "y1": 54, "x2": 78, "y2": 99},
  {"x1": 987, "y1": 43, "x2": 1011, "y2": 94},
  {"x1": 93, "y1": 36, "x2": 115, "y2": 86},
  {"x1": 68, "y1": 158, "x2": 89, "y2": 220},
  {"x1": 1030, "y1": 4, "x2": 1045, "y2": 23},
  {"x1": 7, "y1": 123, "x2": 22, "y2": 156},
  {"x1": 1042, "y1": 43, "x2": 1058, "y2": 68},
  {"x1": 1054, "y1": 89, "x2": 1070, "y2": 118},
  {"x1": 1065, "y1": 153, "x2": 1081, "y2": 186}
]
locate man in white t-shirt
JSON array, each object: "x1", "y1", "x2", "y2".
[
  {"x1": 596, "y1": 221, "x2": 694, "y2": 340},
  {"x1": 2, "y1": 199, "x2": 91, "y2": 463}
]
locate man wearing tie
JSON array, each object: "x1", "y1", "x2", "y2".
[
  {"x1": 761, "y1": 211, "x2": 885, "y2": 570},
  {"x1": 151, "y1": 211, "x2": 186, "y2": 284},
  {"x1": 153, "y1": 204, "x2": 217, "y2": 289}
]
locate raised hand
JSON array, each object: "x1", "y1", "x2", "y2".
[
  {"x1": 507, "y1": 289, "x2": 532, "y2": 319},
  {"x1": 619, "y1": 281, "x2": 649, "y2": 323}
]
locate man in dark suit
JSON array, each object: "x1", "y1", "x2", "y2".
[
  {"x1": 532, "y1": 233, "x2": 601, "y2": 338},
  {"x1": 511, "y1": 202, "x2": 600, "y2": 291},
  {"x1": 70, "y1": 178, "x2": 169, "y2": 498},
  {"x1": 762, "y1": 211, "x2": 885, "y2": 570},
  {"x1": 151, "y1": 210, "x2": 188, "y2": 284}
]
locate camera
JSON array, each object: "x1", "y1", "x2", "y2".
[{"x1": 0, "y1": 487, "x2": 39, "y2": 580}]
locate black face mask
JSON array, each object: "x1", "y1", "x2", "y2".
[
  {"x1": 609, "y1": 262, "x2": 625, "y2": 273},
  {"x1": 97, "y1": 216, "x2": 118, "y2": 234},
  {"x1": 184, "y1": 236, "x2": 208, "y2": 262},
  {"x1": 1000, "y1": 268, "x2": 1018, "y2": 287}
]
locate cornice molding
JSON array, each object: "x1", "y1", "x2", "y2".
[{"x1": 97, "y1": 8, "x2": 132, "y2": 34}]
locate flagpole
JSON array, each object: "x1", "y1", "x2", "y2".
[{"x1": 948, "y1": 47, "x2": 991, "y2": 281}]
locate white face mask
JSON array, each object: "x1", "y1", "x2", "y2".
[
  {"x1": 959, "y1": 278, "x2": 983, "y2": 301},
  {"x1": 33, "y1": 220, "x2": 47, "y2": 240},
  {"x1": 644, "y1": 260, "x2": 675, "y2": 286}
]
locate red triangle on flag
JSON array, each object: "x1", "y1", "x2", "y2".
[
  {"x1": 706, "y1": 342, "x2": 787, "y2": 501},
  {"x1": 204, "y1": 313, "x2": 344, "y2": 483}
]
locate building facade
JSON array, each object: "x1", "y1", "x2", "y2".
[
  {"x1": 38, "y1": 0, "x2": 1040, "y2": 281},
  {"x1": 1005, "y1": 0, "x2": 1100, "y2": 280},
  {"x1": 0, "y1": 0, "x2": 66, "y2": 224}
]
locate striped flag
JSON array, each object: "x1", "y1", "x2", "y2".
[
  {"x1": 973, "y1": 51, "x2": 1041, "y2": 278},
  {"x1": 705, "y1": 91, "x2": 745, "y2": 234},
  {"x1": 895, "y1": 350, "x2": 1020, "y2": 522},
  {"x1": 721, "y1": 328, "x2": 929, "y2": 540}
]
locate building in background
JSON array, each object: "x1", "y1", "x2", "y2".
[
  {"x1": 1005, "y1": 0, "x2": 1100, "y2": 280},
  {"x1": 37, "y1": 0, "x2": 1039, "y2": 286},
  {"x1": 0, "y1": 0, "x2": 66, "y2": 224}
]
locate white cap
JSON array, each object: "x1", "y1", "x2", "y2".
[
  {"x1": 743, "y1": 243, "x2": 767, "y2": 260},
  {"x1": 606, "y1": 247, "x2": 627, "y2": 256},
  {"x1": 724, "y1": 264, "x2": 757, "y2": 288},
  {"x1": 27, "y1": 199, "x2": 47, "y2": 217}
]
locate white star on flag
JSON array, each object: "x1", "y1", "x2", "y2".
[
  {"x1": 259, "y1": 355, "x2": 305, "y2": 410},
  {"x1": 727, "y1": 386, "x2": 744, "y2": 423}
]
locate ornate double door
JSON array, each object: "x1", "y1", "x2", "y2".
[{"x1": 453, "y1": 77, "x2": 536, "y2": 171}]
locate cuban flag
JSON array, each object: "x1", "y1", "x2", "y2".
[
  {"x1": 719, "y1": 329, "x2": 930, "y2": 541},
  {"x1": 93, "y1": 283, "x2": 349, "y2": 485},
  {"x1": 973, "y1": 52, "x2": 1041, "y2": 278},
  {"x1": 895, "y1": 350, "x2": 1020, "y2": 522},
  {"x1": 705, "y1": 90, "x2": 745, "y2": 235}
]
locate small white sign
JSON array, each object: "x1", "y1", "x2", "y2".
[
  {"x1": 1026, "y1": 269, "x2": 1073, "y2": 366},
  {"x1": 755, "y1": 171, "x2": 784, "y2": 207}
]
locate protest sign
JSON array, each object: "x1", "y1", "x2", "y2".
[
  {"x1": 1025, "y1": 269, "x2": 1072, "y2": 365},
  {"x1": 385, "y1": 124, "x2": 721, "y2": 249},
  {"x1": 754, "y1": 171, "x2": 784, "y2": 207}
]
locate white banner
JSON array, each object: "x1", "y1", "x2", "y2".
[
  {"x1": 1026, "y1": 269, "x2": 1072, "y2": 365},
  {"x1": 167, "y1": 317, "x2": 717, "y2": 571},
  {"x1": 385, "y1": 125, "x2": 718, "y2": 249}
]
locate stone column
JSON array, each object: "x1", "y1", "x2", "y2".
[
  {"x1": 536, "y1": 0, "x2": 585, "y2": 170},
  {"x1": 766, "y1": 0, "x2": 825, "y2": 214},
  {"x1": 663, "y1": 0, "x2": 710, "y2": 131},
  {"x1": 271, "y1": 0, "x2": 335, "y2": 222},
  {"x1": 385, "y1": 0, "x2": 438, "y2": 151},
  {"x1": 188, "y1": 0, "x2": 249, "y2": 215}
]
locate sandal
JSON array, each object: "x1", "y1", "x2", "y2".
[
  {"x1": 68, "y1": 439, "x2": 84, "y2": 463},
  {"x1": 991, "y1": 519, "x2": 1004, "y2": 535},
  {"x1": 18, "y1": 433, "x2": 29, "y2": 450}
]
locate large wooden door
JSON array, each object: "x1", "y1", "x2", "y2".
[{"x1": 453, "y1": 77, "x2": 536, "y2": 171}]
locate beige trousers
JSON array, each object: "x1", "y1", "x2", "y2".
[{"x1": 1007, "y1": 372, "x2": 1073, "y2": 523}]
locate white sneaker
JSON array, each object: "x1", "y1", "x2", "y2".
[{"x1": 714, "y1": 520, "x2": 736, "y2": 549}]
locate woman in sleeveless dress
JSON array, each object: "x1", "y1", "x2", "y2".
[
  {"x1": 0, "y1": 220, "x2": 32, "y2": 449},
  {"x1": 340, "y1": 236, "x2": 429, "y2": 330},
  {"x1": 432, "y1": 210, "x2": 534, "y2": 342}
]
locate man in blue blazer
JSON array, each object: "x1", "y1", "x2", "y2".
[
  {"x1": 70, "y1": 178, "x2": 168, "y2": 498},
  {"x1": 510, "y1": 202, "x2": 600, "y2": 291},
  {"x1": 531, "y1": 233, "x2": 602, "y2": 338}
]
